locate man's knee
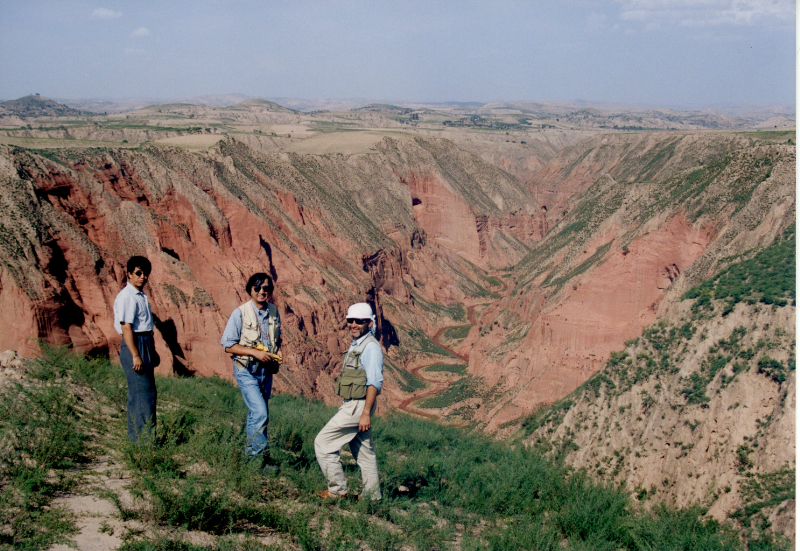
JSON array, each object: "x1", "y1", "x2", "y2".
[
  {"x1": 248, "y1": 400, "x2": 268, "y2": 421},
  {"x1": 314, "y1": 432, "x2": 328, "y2": 457}
]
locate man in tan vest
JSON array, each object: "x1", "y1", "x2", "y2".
[
  {"x1": 315, "y1": 302, "x2": 383, "y2": 500},
  {"x1": 221, "y1": 273, "x2": 282, "y2": 468}
]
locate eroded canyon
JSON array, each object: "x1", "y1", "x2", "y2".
[{"x1": 0, "y1": 96, "x2": 795, "y2": 533}]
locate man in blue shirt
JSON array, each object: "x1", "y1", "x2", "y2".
[
  {"x1": 315, "y1": 302, "x2": 383, "y2": 500},
  {"x1": 113, "y1": 256, "x2": 158, "y2": 443},
  {"x1": 221, "y1": 273, "x2": 282, "y2": 466}
]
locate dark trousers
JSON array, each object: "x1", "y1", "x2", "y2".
[{"x1": 120, "y1": 335, "x2": 157, "y2": 442}]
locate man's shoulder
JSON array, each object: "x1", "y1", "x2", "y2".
[
  {"x1": 362, "y1": 336, "x2": 382, "y2": 352},
  {"x1": 114, "y1": 283, "x2": 134, "y2": 301}
]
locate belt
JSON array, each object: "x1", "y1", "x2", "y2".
[{"x1": 133, "y1": 330, "x2": 154, "y2": 336}]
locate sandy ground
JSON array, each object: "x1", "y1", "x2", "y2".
[
  {"x1": 283, "y1": 130, "x2": 395, "y2": 155},
  {"x1": 153, "y1": 134, "x2": 223, "y2": 150},
  {"x1": 48, "y1": 456, "x2": 131, "y2": 551},
  {"x1": 0, "y1": 135, "x2": 129, "y2": 149}
]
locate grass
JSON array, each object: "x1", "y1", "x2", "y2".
[
  {"x1": 423, "y1": 363, "x2": 467, "y2": 375},
  {"x1": 0, "y1": 353, "x2": 90, "y2": 550},
  {"x1": 1, "y1": 346, "x2": 783, "y2": 550},
  {"x1": 442, "y1": 325, "x2": 471, "y2": 341},
  {"x1": 684, "y1": 225, "x2": 795, "y2": 314},
  {"x1": 417, "y1": 376, "x2": 482, "y2": 409},
  {"x1": 384, "y1": 357, "x2": 428, "y2": 393}
]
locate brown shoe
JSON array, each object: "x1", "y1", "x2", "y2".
[{"x1": 318, "y1": 489, "x2": 346, "y2": 499}]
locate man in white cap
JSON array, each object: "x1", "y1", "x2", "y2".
[{"x1": 314, "y1": 302, "x2": 383, "y2": 500}]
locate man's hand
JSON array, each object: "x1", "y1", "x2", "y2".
[
  {"x1": 359, "y1": 385, "x2": 378, "y2": 432},
  {"x1": 250, "y1": 348, "x2": 273, "y2": 363},
  {"x1": 131, "y1": 354, "x2": 144, "y2": 372},
  {"x1": 358, "y1": 411, "x2": 371, "y2": 432}
]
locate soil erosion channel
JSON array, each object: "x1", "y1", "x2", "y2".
[{"x1": 398, "y1": 277, "x2": 507, "y2": 420}]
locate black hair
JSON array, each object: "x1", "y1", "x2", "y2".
[
  {"x1": 126, "y1": 256, "x2": 152, "y2": 276},
  {"x1": 246, "y1": 272, "x2": 274, "y2": 294}
]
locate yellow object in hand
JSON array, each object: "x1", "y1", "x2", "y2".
[{"x1": 253, "y1": 342, "x2": 281, "y2": 361}]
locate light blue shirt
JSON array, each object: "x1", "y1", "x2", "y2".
[
  {"x1": 113, "y1": 282, "x2": 154, "y2": 334},
  {"x1": 220, "y1": 301, "x2": 280, "y2": 350},
  {"x1": 349, "y1": 332, "x2": 383, "y2": 393}
]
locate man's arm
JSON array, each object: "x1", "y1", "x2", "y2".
[
  {"x1": 224, "y1": 343, "x2": 277, "y2": 363},
  {"x1": 121, "y1": 322, "x2": 142, "y2": 372},
  {"x1": 358, "y1": 385, "x2": 378, "y2": 432}
]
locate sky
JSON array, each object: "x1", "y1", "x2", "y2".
[{"x1": 0, "y1": 0, "x2": 795, "y2": 108}]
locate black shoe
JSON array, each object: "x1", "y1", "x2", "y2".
[{"x1": 257, "y1": 453, "x2": 279, "y2": 474}]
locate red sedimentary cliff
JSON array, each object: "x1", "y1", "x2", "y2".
[
  {"x1": 0, "y1": 135, "x2": 536, "y2": 404},
  {"x1": 458, "y1": 134, "x2": 795, "y2": 429},
  {"x1": 469, "y1": 215, "x2": 715, "y2": 429},
  {"x1": 0, "y1": 131, "x2": 792, "y2": 430}
]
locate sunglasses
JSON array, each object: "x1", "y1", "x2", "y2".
[
  {"x1": 132, "y1": 269, "x2": 149, "y2": 277},
  {"x1": 252, "y1": 284, "x2": 273, "y2": 293},
  {"x1": 346, "y1": 318, "x2": 369, "y2": 325}
]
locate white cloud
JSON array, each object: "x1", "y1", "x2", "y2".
[
  {"x1": 91, "y1": 8, "x2": 122, "y2": 20},
  {"x1": 617, "y1": 0, "x2": 794, "y2": 27},
  {"x1": 131, "y1": 27, "x2": 149, "y2": 37}
]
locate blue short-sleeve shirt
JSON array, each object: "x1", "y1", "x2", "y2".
[{"x1": 113, "y1": 282, "x2": 154, "y2": 334}]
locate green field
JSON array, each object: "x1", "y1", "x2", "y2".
[{"x1": 0, "y1": 347, "x2": 785, "y2": 550}]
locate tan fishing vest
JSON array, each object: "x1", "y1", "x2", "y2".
[
  {"x1": 335, "y1": 333, "x2": 379, "y2": 400},
  {"x1": 234, "y1": 301, "x2": 280, "y2": 369}
]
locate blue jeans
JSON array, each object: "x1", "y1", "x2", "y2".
[{"x1": 233, "y1": 361, "x2": 273, "y2": 456}]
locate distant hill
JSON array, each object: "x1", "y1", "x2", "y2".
[
  {"x1": 231, "y1": 98, "x2": 296, "y2": 112},
  {"x1": 0, "y1": 94, "x2": 87, "y2": 117},
  {"x1": 356, "y1": 103, "x2": 414, "y2": 114}
]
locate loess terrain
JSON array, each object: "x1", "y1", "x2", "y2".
[{"x1": 0, "y1": 95, "x2": 795, "y2": 545}]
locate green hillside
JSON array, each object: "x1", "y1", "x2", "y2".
[{"x1": 1, "y1": 347, "x2": 781, "y2": 551}]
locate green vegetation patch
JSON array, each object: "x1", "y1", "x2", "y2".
[
  {"x1": 0, "y1": 350, "x2": 89, "y2": 550},
  {"x1": 731, "y1": 465, "x2": 795, "y2": 531},
  {"x1": 684, "y1": 225, "x2": 795, "y2": 316},
  {"x1": 403, "y1": 326, "x2": 455, "y2": 357},
  {"x1": 384, "y1": 357, "x2": 427, "y2": 393},
  {"x1": 417, "y1": 376, "x2": 482, "y2": 409},
  {"x1": 406, "y1": 287, "x2": 466, "y2": 322},
  {"x1": 443, "y1": 324, "x2": 471, "y2": 341},
  {"x1": 544, "y1": 241, "x2": 613, "y2": 289},
  {"x1": 424, "y1": 363, "x2": 467, "y2": 375}
]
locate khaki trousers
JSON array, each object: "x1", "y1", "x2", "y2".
[{"x1": 314, "y1": 399, "x2": 381, "y2": 500}]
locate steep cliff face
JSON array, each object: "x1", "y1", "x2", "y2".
[
  {"x1": 526, "y1": 132, "x2": 749, "y2": 224},
  {"x1": 0, "y1": 134, "x2": 536, "y2": 402},
  {"x1": 378, "y1": 136, "x2": 543, "y2": 269},
  {"x1": 457, "y1": 133, "x2": 795, "y2": 430},
  {"x1": 521, "y1": 229, "x2": 795, "y2": 535}
]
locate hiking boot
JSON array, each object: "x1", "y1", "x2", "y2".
[
  {"x1": 249, "y1": 453, "x2": 278, "y2": 474},
  {"x1": 318, "y1": 489, "x2": 347, "y2": 499}
]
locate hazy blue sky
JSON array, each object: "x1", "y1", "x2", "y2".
[{"x1": 0, "y1": 0, "x2": 795, "y2": 107}]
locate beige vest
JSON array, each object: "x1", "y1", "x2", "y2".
[{"x1": 234, "y1": 301, "x2": 279, "y2": 369}]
